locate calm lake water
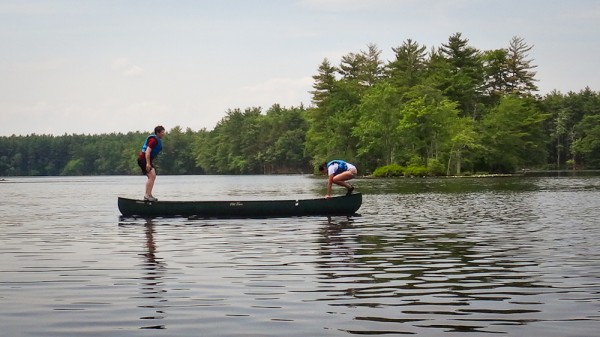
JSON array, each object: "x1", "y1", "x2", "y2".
[{"x1": 1, "y1": 175, "x2": 599, "y2": 336}]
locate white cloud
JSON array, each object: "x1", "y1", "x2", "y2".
[
  {"x1": 123, "y1": 65, "x2": 144, "y2": 77},
  {"x1": 111, "y1": 58, "x2": 145, "y2": 77}
]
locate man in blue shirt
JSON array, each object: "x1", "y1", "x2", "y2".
[{"x1": 137, "y1": 125, "x2": 166, "y2": 201}]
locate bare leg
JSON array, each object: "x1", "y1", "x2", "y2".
[
  {"x1": 332, "y1": 171, "x2": 355, "y2": 190},
  {"x1": 145, "y1": 168, "x2": 156, "y2": 196}
]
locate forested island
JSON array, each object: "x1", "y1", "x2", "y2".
[{"x1": 1, "y1": 33, "x2": 599, "y2": 177}]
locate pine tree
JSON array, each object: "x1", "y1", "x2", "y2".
[
  {"x1": 506, "y1": 36, "x2": 538, "y2": 95},
  {"x1": 310, "y1": 58, "x2": 337, "y2": 107},
  {"x1": 387, "y1": 38, "x2": 428, "y2": 88}
]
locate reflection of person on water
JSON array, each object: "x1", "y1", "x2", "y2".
[
  {"x1": 137, "y1": 125, "x2": 166, "y2": 202},
  {"x1": 144, "y1": 221, "x2": 159, "y2": 264},
  {"x1": 319, "y1": 160, "x2": 357, "y2": 199},
  {"x1": 142, "y1": 220, "x2": 166, "y2": 284},
  {"x1": 140, "y1": 220, "x2": 167, "y2": 329}
]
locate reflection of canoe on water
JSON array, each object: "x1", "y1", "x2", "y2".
[{"x1": 118, "y1": 193, "x2": 362, "y2": 218}]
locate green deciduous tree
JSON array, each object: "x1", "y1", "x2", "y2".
[
  {"x1": 353, "y1": 82, "x2": 404, "y2": 169},
  {"x1": 446, "y1": 117, "x2": 482, "y2": 175},
  {"x1": 397, "y1": 89, "x2": 461, "y2": 165},
  {"x1": 194, "y1": 106, "x2": 310, "y2": 174},
  {"x1": 572, "y1": 114, "x2": 600, "y2": 167},
  {"x1": 478, "y1": 95, "x2": 549, "y2": 172}
]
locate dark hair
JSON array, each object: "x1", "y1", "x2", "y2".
[
  {"x1": 318, "y1": 162, "x2": 327, "y2": 172},
  {"x1": 154, "y1": 125, "x2": 165, "y2": 134}
]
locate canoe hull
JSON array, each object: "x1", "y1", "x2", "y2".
[{"x1": 118, "y1": 193, "x2": 362, "y2": 218}]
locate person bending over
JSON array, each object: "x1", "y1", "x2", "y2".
[{"x1": 318, "y1": 160, "x2": 357, "y2": 199}]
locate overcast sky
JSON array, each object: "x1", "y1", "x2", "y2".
[{"x1": 1, "y1": 0, "x2": 599, "y2": 136}]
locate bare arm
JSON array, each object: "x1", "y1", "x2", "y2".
[{"x1": 145, "y1": 146, "x2": 153, "y2": 172}]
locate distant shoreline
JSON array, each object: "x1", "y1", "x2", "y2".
[{"x1": 2, "y1": 170, "x2": 600, "y2": 179}]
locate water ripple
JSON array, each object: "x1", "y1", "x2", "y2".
[{"x1": 1, "y1": 176, "x2": 599, "y2": 336}]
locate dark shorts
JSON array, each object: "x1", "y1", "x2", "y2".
[{"x1": 137, "y1": 157, "x2": 155, "y2": 175}]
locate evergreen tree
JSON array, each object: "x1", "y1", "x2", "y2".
[
  {"x1": 437, "y1": 33, "x2": 484, "y2": 118},
  {"x1": 387, "y1": 38, "x2": 428, "y2": 89},
  {"x1": 506, "y1": 36, "x2": 538, "y2": 95},
  {"x1": 481, "y1": 48, "x2": 510, "y2": 104},
  {"x1": 310, "y1": 58, "x2": 337, "y2": 107}
]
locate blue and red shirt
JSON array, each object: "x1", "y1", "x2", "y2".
[{"x1": 138, "y1": 135, "x2": 162, "y2": 160}]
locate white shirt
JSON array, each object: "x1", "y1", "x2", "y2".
[{"x1": 328, "y1": 162, "x2": 356, "y2": 176}]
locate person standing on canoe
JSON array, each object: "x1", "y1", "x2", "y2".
[
  {"x1": 318, "y1": 160, "x2": 357, "y2": 199},
  {"x1": 137, "y1": 125, "x2": 166, "y2": 202}
]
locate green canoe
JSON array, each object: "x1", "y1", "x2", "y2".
[{"x1": 118, "y1": 193, "x2": 362, "y2": 218}]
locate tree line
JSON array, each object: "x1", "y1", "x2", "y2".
[{"x1": 1, "y1": 33, "x2": 599, "y2": 177}]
